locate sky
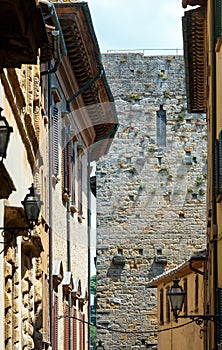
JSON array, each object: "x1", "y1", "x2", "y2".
[{"x1": 88, "y1": 0, "x2": 187, "y2": 54}]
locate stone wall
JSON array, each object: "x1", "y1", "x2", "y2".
[{"x1": 96, "y1": 53, "x2": 207, "y2": 349}]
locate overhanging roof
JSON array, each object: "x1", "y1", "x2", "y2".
[
  {"x1": 182, "y1": 6, "x2": 207, "y2": 113},
  {"x1": 147, "y1": 249, "x2": 206, "y2": 288},
  {"x1": 40, "y1": 2, "x2": 118, "y2": 160}
]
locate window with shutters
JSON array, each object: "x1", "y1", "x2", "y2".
[
  {"x1": 77, "y1": 146, "x2": 83, "y2": 217},
  {"x1": 79, "y1": 313, "x2": 85, "y2": 350},
  {"x1": 52, "y1": 105, "x2": 59, "y2": 177},
  {"x1": 183, "y1": 279, "x2": 188, "y2": 315},
  {"x1": 166, "y1": 287, "x2": 170, "y2": 323},
  {"x1": 156, "y1": 105, "x2": 166, "y2": 147},
  {"x1": 53, "y1": 294, "x2": 58, "y2": 350},
  {"x1": 215, "y1": 131, "x2": 222, "y2": 200},
  {"x1": 216, "y1": 287, "x2": 222, "y2": 346},
  {"x1": 72, "y1": 308, "x2": 77, "y2": 350},
  {"x1": 62, "y1": 126, "x2": 77, "y2": 208},
  {"x1": 159, "y1": 289, "x2": 164, "y2": 324},
  {"x1": 195, "y1": 275, "x2": 199, "y2": 309},
  {"x1": 64, "y1": 303, "x2": 70, "y2": 350}
]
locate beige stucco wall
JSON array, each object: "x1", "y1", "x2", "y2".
[{"x1": 157, "y1": 268, "x2": 205, "y2": 350}]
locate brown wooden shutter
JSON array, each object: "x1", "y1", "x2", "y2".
[
  {"x1": 64, "y1": 303, "x2": 70, "y2": 350},
  {"x1": 216, "y1": 287, "x2": 222, "y2": 346},
  {"x1": 77, "y1": 148, "x2": 83, "y2": 215},
  {"x1": 165, "y1": 287, "x2": 170, "y2": 323},
  {"x1": 159, "y1": 289, "x2": 164, "y2": 325},
  {"x1": 52, "y1": 106, "x2": 59, "y2": 177},
  {"x1": 53, "y1": 294, "x2": 58, "y2": 350},
  {"x1": 72, "y1": 308, "x2": 77, "y2": 350}
]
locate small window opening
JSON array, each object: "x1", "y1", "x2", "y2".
[
  {"x1": 179, "y1": 212, "x2": 185, "y2": 218},
  {"x1": 157, "y1": 249, "x2": 162, "y2": 255},
  {"x1": 192, "y1": 193, "x2": 198, "y2": 200},
  {"x1": 156, "y1": 105, "x2": 166, "y2": 147},
  {"x1": 126, "y1": 157, "x2": 131, "y2": 164},
  {"x1": 129, "y1": 195, "x2": 134, "y2": 201},
  {"x1": 157, "y1": 156, "x2": 162, "y2": 166},
  {"x1": 186, "y1": 150, "x2": 191, "y2": 157},
  {"x1": 118, "y1": 248, "x2": 123, "y2": 255},
  {"x1": 139, "y1": 249, "x2": 143, "y2": 255}
]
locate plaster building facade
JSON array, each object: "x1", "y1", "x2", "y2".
[
  {"x1": 147, "y1": 250, "x2": 206, "y2": 350},
  {"x1": 0, "y1": 1, "x2": 117, "y2": 349},
  {"x1": 96, "y1": 53, "x2": 207, "y2": 349},
  {"x1": 181, "y1": 0, "x2": 222, "y2": 348}
]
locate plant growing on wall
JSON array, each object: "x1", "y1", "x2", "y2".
[{"x1": 164, "y1": 90, "x2": 171, "y2": 99}]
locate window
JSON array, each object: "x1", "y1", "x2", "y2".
[
  {"x1": 52, "y1": 106, "x2": 59, "y2": 177},
  {"x1": 64, "y1": 303, "x2": 70, "y2": 350},
  {"x1": 195, "y1": 275, "x2": 199, "y2": 309},
  {"x1": 166, "y1": 287, "x2": 170, "y2": 323},
  {"x1": 77, "y1": 146, "x2": 83, "y2": 216},
  {"x1": 215, "y1": 131, "x2": 222, "y2": 198},
  {"x1": 216, "y1": 0, "x2": 222, "y2": 41},
  {"x1": 159, "y1": 289, "x2": 164, "y2": 324},
  {"x1": 156, "y1": 105, "x2": 166, "y2": 147},
  {"x1": 53, "y1": 294, "x2": 58, "y2": 350},
  {"x1": 183, "y1": 279, "x2": 187, "y2": 315},
  {"x1": 216, "y1": 287, "x2": 222, "y2": 345}
]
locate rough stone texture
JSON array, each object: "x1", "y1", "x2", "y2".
[{"x1": 96, "y1": 53, "x2": 207, "y2": 349}]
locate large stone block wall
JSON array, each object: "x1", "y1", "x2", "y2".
[{"x1": 96, "y1": 53, "x2": 207, "y2": 349}]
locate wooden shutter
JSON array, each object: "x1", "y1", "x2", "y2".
[
  {"x1": 216, "y1": 287, "x2": 222, "y2": 346},
  {"x1": 72, "y1": 308, "x2": 77, "y2": 350},
  {"x1": 71, "y1": 145, "x2": 76, "y2": 205},
  {"x1": 77, "y1": 148, "x2": 83, "y2": 215},
  {"x1": 183, "y1": 279, "x2": 188, "y2": 315},
  {"x1": 64, "y1": 303, "x2": 70, "y2": 350},
  {"x1": 52, "y1": 106, "x2": 59, "y2": 177},
  {"x1": 216, "y1": 0, "x2": 222, "y2": 41},
  {"x1": 165, "y1": 288, "x2": 170, "y2": 323},
  {"x1": 53, "y1": 295, "x2": 58, "y2": 350},
  {"x1": 159, "y1": 289, "x2": 164, "y2": 325},
  {"x1": 218, "y1": 132, "x2": 222, "y2": 195},
  {"x1": 80, "y1": 313, "x2": 85, "y2": 350},
  {"x1": 215, "y1": 138, "x2": 219, "y2": 198}
]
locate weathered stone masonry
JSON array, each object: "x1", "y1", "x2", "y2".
[{"x1": 96, "y1": 53, "x2": 207, "y2": 349}]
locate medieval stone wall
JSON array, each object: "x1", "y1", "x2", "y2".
[{"x1": 96, "y1": 53, "x2": 207, "y2": 349}]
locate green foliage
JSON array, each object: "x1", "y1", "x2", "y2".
[
  {"x1": 196, "y1": 176, "x2": 203, "y2": 186},
  {"x1": 199, "y1": 188, "x2": 205, "y2": 196}
]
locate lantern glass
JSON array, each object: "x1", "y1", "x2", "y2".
[
  {"x1": 167, "y1": 278, "x2": 186, "y2": 312},
  {"x1": 22, "y1": 184, "x2": 43, "y2": 227},
  {"x1": 0, "y1": 108, "x2": 13, "y2": 159}
]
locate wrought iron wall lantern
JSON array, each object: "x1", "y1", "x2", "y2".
[
  {"x1": 0, "y1": 107, "x2": 13, "y2": 160},
  {"x1": 167, "y1": 277, "x2": 222, "y2": 325},
  {"x1": 95, "y1": 340, "x2": 105, "y2": 350},
  {"x1": 0, "y1": 184, "x2": 43, "y2": 249}
]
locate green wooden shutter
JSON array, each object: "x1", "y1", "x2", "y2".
[
  {"x1": 216, "y1": 287, "x2": 222, "y2": 346},
  {"x1": 216, "y1": 0, "x2": 222, "y2": 40}
]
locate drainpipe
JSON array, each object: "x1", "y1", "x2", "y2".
[
  {"x1": 47, "y1": 62, "x2": 54, "y2": 349},
  {"x1": 41, "y1": 30, "x2": 61, "y2": 76},
  {"x1": 87, "y1": 149, "x2": 91, "y2": 350},
  {"x1": 39, "y1": 0, "x2": 67, "y2": 56},
  {"x1": 66, "y1": 69, "x2": 104, "y2": 112},
  {"x1": 66, "y1": 194, "x2": 72, "y2": 350},
  {"x1": 210, "y1": 0, "x2": 218, "y2": 348}
]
